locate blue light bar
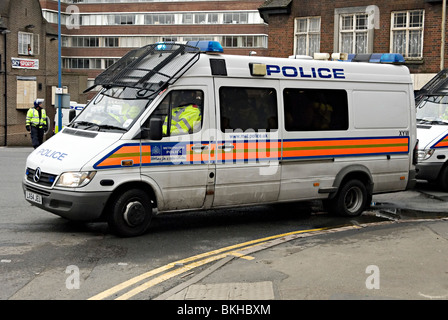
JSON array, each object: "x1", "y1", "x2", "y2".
[
  {"x1": 369, "y1": 53, "x2": 383, "y2": 63},
  {"x1": 345, "y1": 53, "x2": 405, "y2": 64},
  {"x1": 186, "y1": 40, "x2": 224, "y2": 53},
  {"x1": 155, "y1": 42, "x2": 172, "y2": 50},
  {"x1": 380, "y1": 53, "x2": 406, "y2": 64}
]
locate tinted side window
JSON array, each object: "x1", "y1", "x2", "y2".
[
  {"x1": 148, "y1": 90, "x2": 204, "y2": 136},
  {"x1": 219, "y1": 87, "x2": 278, "y2": 132},
  {"x1": 283, "y1": 88, "x2": 348, "y2": 131}
]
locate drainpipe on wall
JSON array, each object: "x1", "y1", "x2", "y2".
[
  {"x1": 442, "y1": 0, "x2": 447, "y2": 71},
  {"x1": 1, "y1": 29, "x2": 10, "y2": 146}
]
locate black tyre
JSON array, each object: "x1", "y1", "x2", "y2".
[
  {"x1": 438, "y1": 165, "x2": 448, "y2": 191},
  {"x1": 107, "y1": 189, "x2": 153, "y2": 237},
  {"x1": 325, "y1": 179, "x2": 368, "y2": 217}
]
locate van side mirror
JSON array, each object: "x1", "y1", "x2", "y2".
[
  {"x1": 69, "y1": 109, "x2": 76, "y2": 123},
  {"x1": 149, "y1": 118, "x2": 163, "y2": 141}
]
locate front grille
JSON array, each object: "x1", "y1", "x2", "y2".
[
  {"x1": 25, "y1": 184, "x2": 51, "y2": 197},
  {"x1": 26, "y1": 167, "x2": 57, "y2": 188}
]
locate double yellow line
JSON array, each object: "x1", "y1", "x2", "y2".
[{"x1": 88, "y1": 226, "x2": 333, "y2": 300}]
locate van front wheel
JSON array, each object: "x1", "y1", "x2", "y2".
[
  {"x1": 107, "y1": 189, "x2": 153, "y2": 237},
  {"x1": 325, "y1": 180, "x2": 367, "y2": 217},
  {"x1": 437, "y1": 165, "x2": 448, "y2": 191}
]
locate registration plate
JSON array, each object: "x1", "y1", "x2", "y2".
[{"x1": 25, "y1": 190, "x2": 42, "y2": 205}]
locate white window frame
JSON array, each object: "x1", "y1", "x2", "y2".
[
  {"x1": 18, "y1": 32, "x2": 39, "y2": 56},
  {"x1": 334, "y1": 6, "x2": 376, "y2": 54},
  {"x1": 339, "y1": 13, "x2": 369, "y2": 54},
  {"x1": 390, "y1": 10, "x2": 425, "y2": 59},
  {"x1": 294, "y1": 17, "x2": 321, "y2": 56}
]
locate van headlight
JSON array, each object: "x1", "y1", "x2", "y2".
[
  {"x1": 417, "y1": 149, "x2": 435, "y2": 161},
  {"x1": 55, "y1": 171, "x2": 96, "y2": 188}
]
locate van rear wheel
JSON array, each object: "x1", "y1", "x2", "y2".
[
  {"x1": 325, "y1": 179, "x2": 367, "y2": 217},
  {"x1": 107, "y1": 189, "x2": 153, "y2": 237}
]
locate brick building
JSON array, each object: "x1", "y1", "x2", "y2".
[
  {"x1": 39, "y1": 0, "x2": 268, "y2": 98},
  {"x1": 259, "y1": 0, "x2": 447, "y2": 88},
  {"x1": 0, "y1": 0, "x2": 87, "y2": 146}
]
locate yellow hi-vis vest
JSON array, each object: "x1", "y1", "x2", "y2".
[
  {"x1": 163, "y1": 104, "x2": 201, "y2": 135},
  {"x1": 26, "y1": 108, "x2": 47, "y2": 128}
]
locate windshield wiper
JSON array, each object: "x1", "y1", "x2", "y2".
[
  {"x1": 71, "y1": 121, "x2": 127, "y2": 131},
  {"x1": 72, "y1": 121, "x2": 97, "y2": 128},
  {"x1": 96, "y1": 124, "x2": 127, "y2": 132}
]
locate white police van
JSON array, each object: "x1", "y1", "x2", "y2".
[
  {"x1": 22, "y1": 41, "x2": 417, "y2": 237},
  {"x1": 415, "y1": 69, "x2": 448, "y2": 190}
]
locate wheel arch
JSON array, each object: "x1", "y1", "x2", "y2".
[
  {"x1": 437, "y1": 160, "x2": 448, "y2": 191},
  {"x1": 101, "y1": 180, "x2": 159, "y2": 220},
  {"x1": 329, "y1": 164, "x2": 374, "y2": 199}
]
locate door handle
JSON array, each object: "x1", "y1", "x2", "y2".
[
  {"x1": 191, "y1": 144, "x2": 208, "y2": 151},
  {"x1": 218, "y1": 144, "x2": 235, "y2": 151}
]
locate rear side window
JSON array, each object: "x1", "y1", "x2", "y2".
[
  {"x1": 283, "y1": 88, "x2": 348, "y2": 131},
  {"x1": 219, "y1": 87, "x2": 278, "y2": 132}
]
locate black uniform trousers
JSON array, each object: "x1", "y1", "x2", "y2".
[{"x1": 30, "y1": 126, "x2": 44, "y2": 149}]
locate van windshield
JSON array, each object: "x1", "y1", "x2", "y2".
[
  {"x1": 71, "y1": 87, "x2": 152, "y2": 132},
  {"x1": 416, "y1": 95, "x2": 448, "y2": 125}
]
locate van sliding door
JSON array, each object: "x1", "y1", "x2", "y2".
[{"x1": 211, "y1": 79, "x2": 281, "y2": 207}]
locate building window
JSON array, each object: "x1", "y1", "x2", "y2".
[
  {"x1": 162, "y1": 37, "x2": 178, "y2": 42},
  {"x1": 339, "y1": 13, "x2": 369, "y2": 54},
  {"x1": 195, "y1": 13, "x2": 207, "y2": 24},
  {"x1": 144, "y1": 14, "x2": 175, "y2": 25},
  {"x1": 391, "y1": 10, "x2": 424, "y2": 58},
  {"x1": 17, "y1": 80, "x2": 37, "y2": 110},
  {"x1": 208, "y1": 13, "x2": 219, "y2": 24},
  {"x1": 104, "y1": 37, "x2": 119, "y2": 47},
  {"x1": 72, "y1": 36, "x2": 99, "y2": 47},
  {"x1": 223, "y1": 36, "x2": 238, "y2": 47},
  {"x1": 223, "y1": 12, "x2": 248, "y2": 24},
  {"x1": 182, "y1": 13, "x2": 194, "y2": 24},
  {"x1": 18, "y1": 32, "x2": 38, "y2": 55},
  {"x1": 115, "y1": 14, "x2": 136, "y2": 25},
  {"x1": 63, "y1": 58, "x2": 102, "y2": 69},
  {"x1": 222, "y1": 35, "x2": 267, "y2": 48},
  {"x1": 73, "y1": 11, "x2": 262, "y2": 27},
  {"x1": 334, "y1": 7, "x2": 377, "y2": 54},
  {"x1": 105, "y1": 59, "x2": 118, "y2": 69},
  {"x1": 294, "y1": 17, "x2": 321, "y2": 56}
]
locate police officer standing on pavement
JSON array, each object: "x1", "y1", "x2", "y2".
[{"x1": 26, "y1": 99, "x2": 47, "y2": 149}]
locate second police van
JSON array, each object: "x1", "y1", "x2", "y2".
[
  {"x1": 53, "y1": 101, "x2": 86, "y2": 134},
  {"x1": 22, "y1": 41, "x2": 418, "y2": 237},
  {"x1": 415, "y1": 69, "x2": 448, "y2": 190}
]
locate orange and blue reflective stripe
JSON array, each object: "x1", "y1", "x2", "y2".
[
  {"x1": 283, "y1": 136, "x2": 409, "y2": 159},
  {"x1": 94, "y1": 144, "x2": 142, "y2": 169},
  {"x1": 94, "y1": 136, "x2": 410, "y2": 169},
  {"x1": 432, "y1": 134, "x2": 448, "y2": 148},
  {"x1": 213, "y1": 141, "x2": 281, "y2": 163}
]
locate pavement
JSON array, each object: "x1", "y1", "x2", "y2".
[{"x1": 156, "y1": 185, "x2": 448, "y2": 300}]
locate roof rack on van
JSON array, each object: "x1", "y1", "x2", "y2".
[
  {"x1": 415, "y1": 68, "x2": 448, "y2": 104},
  {"x1": 85, "y1": 42, "x2": 201, "y2": 97}
]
